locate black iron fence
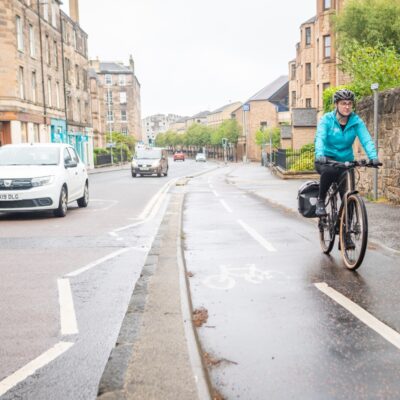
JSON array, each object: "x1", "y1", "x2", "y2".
[
  {"x1": 95, "y1": 154, "x2": 112, "y2": 166},
  {"x1": 272, "y1": 149, "x2": 315, "y2": 172}
]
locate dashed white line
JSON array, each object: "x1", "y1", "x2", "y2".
[
  {"x1": 0, "y1": 341, "x2": 74, "y2": 397},
  {"x1": 65, "y1": 248, "x2": 132, "y2": 278},
  {"x1": 219, "y1": 199, "x2": 233, "y2": 213},
  {"x1": 212, "y1": 190, "x2": 219, "y2": 197},
  {"x1": 315, "y1": 282, "x2": 400, "y2": 349},
  {"x1": 57, "y1": 279, "x2": 78, "y2": 335},
  {"x1": 237, "y1": 219, "x2": 277, "y2": 252}
]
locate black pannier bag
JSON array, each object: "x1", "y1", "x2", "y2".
[{"x1": 298, "y1": 180, "x2": 319, "y2": 218}]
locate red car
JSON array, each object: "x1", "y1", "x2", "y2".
[{"x1": 173, "y1": 151, "x2": 185, "y2": 161}]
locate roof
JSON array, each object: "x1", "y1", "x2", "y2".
[
  {"x1": 301, "y1": 16, "x2": 316, "y2": 26},
  {"x1": 247, "y1": 75, "x2": 289, "y2": 102},
  {"x1": 99, "y1": 62, "x2": 132, "y2": 73},
  {"x1": 191, "y1": 111, "x2": 210, "y2": 119},
  {"x1": 210, "y1": 101, "x2": 242, "y2": 114}
]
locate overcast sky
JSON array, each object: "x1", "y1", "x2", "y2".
[{"x1": 61, "y1": 0, "x2": 315, "y2": 118}]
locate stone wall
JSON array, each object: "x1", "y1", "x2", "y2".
[{"x1": 356, "y1": 88, "x2": 400, "y2": 203}]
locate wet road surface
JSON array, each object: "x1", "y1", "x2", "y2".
[
  {"x1": 0, "y1": 159, "x2": 213, "y2": 399},
  {"x1": 184, "y1": 166, "x2": 400, "y2": 400}
]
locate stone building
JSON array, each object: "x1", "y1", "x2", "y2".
[
  {"x1": 89, "y1": 57, "x2": 142, "y2": 145},
  {"x1": 0, "y1": 0, "x2": 94, "y2": 166},
  {"x1": 142, "y1": 113, "x2": 183, "y2": 145},
  {"x1": 206, "y1": 102, "x2": 242, "y2": 128},
  {"x1": 287, "y1": 0, "x2": 350, "y2": 149},
  {"x1": 232, "y1": 75, "x2": 289, "y2": 161}
]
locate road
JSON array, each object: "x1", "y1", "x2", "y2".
[
  {"x1": 184, "y1": 166, "x2": 400, "y2": 400},
  {"x1": 0, "y1": 158, "x2": 212, "y2": 400}
]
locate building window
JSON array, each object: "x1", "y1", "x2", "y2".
[
  {"x1": 306, "y1": 98, "x2": 312, "y2": 108},
  {"x1": 73, "y1": 30, "x2": 77, "y2": 49},
  {"x1": 31, "y1": 71, "x2": 37, "y2": 103},
  {"x1": 16, "y1": 16, "x2": 24, "y2": 51},
  {"x1": 323, "y1": 0, "x2": 331, "y2": 10},
  {"x1": 45, "y1": 35, "x2": 50, "y2": 65},
  {"x1": 75, "y1": 65, "x2": 79, "y2": 88},
  {"x1": 106, "y1": 89, "x2": 113, "y2": 104},
  {"x1": 43, "y1": 2, "x2": 49, "y2": 21},
  {"x1": 121, "y1": 110, "x2": 127, "y2": 121},
  {"x1": 65, "y1": 58, "x2": 70, "y2": 83},
  {"x1": 77, "y1": 99, "x2": 81, "y2": 121},
  {"x1": 47, "y1": 78, "x2": 52, "y2": 107},
  {"x1": 291, "y1": 91, "x2": 296, "y2": 107},
  {"x1": 323, "y1": 82, "x2": 330, "y2": 92},
  {"x1": 19, "y1": 67, "x2": 25, "y2": 99},
  {"x1": 305, "y1": 27, "x2": 311, "y2": 46},
  {"x1": 119, "y1": 75, "x2": 126, "y2": 86},
  {"x1": 305, "y1": 63, "x2": 312, "y2": 81},
  {"x1": 29, "y1": 25, "x2": 35, "y2": 57},
  {"x1": 105, "y1": 74, "x2": 112, "y2": 85},
  {"x1": 53, "y1": 41, "x2": 58, "y2": 68},
  {"x1": 83, "y1": 70, "x2": 88, "y2": 90},
  {"x1": 120, "y1": 92, "x2": 127, "y2": 104},
  {"x1": 323, "y1": 35, "x2": 331, "y2": 58},
  {"x1": 121, "y1": 127, "x2": 128, "y2": 136},
  {"x1": 290, "y1": 64, "x2": 296, "y2": 80},
  {"x1": 56, "y1": 82, "x2": 60, "y2": 108},
  {"x1": 107, "y1": 110, "x2": 114, "y2": 122}
]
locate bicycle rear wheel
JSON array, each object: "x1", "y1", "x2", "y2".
[
  {"x1": 318, "y1": 196, "x2": 337, "y2": 254},
  {"x1": 339, "y1": 194, "x2": 368, "y2": 270}
]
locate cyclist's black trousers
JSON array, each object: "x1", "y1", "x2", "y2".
[{"x1": 315, "y1": 162, "x2": 353, "y2": 201}]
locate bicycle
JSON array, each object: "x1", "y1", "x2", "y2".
[{"x1": 318, "y1": 159, "x2": 381, "y2": 270}]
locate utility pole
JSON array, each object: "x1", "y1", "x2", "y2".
[
  {"x1": 107, "y1": 87, "x2": 113, "y2": 164},
  {"x1": 243, "y1": 103, "x2": 250, "y2": 162},
  {"x1": 371, "y1": 83, "x2": 379, "y2": 200}
]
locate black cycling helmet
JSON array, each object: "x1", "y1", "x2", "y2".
[{"x1": 334, "y1": 89, "x2": 355, "y2": 104}]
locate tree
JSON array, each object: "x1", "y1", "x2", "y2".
[
  {"x1": 255, "y1": 127, "x2": 281, "y2": 149},
  {"x1": 334, "y1": 0, "x2": 400, "y2": 53}
]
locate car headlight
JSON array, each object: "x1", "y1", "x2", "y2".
[
  {"x1": 132, "y1": 161, "x2": 137, "y2": 167},
  {"x1": 31, "y1": 176, "x2": 54, "y2": 187}
]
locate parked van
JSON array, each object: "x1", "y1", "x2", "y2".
[{"x1": 131, "y1": 147, "x2": 169, "y2": 177}]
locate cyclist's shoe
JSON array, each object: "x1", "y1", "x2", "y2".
[
  {"x1": 315, "y1": 199, "x2": 327, "y2": 217},
  {"x1": 345, "y1": 236, "x2": 356, "y2": 250}
]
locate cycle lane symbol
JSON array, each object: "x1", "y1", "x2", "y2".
[{"x1": 202, "y1": 264, "x2": 287, "y2": 290}]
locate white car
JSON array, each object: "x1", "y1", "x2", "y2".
[
  {"x1": 0, "y1": 143, "x2": 89, "y2": 217},
  {"x1": 195, "y1": 153, "x2": 206, "y2": 162}
]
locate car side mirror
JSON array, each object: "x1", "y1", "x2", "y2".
[{"x1": 65, "y1": 160, "x2": 78, "y2": 168}]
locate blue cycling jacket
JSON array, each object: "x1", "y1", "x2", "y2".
[{"x1": 314, "y1": 111, "x2": 377, "y2": 162}]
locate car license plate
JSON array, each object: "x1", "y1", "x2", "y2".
[
  {"x1": 0, "y1": 193, "x2": 19, "y2": 200},
  {"x1": 140, "y1": 167, "x2": 149, "y2": 171}
]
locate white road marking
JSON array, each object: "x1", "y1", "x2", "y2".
[
  {"x1": 212, "y1": 190, "x2": 219, "y2": 197},
  {"x1": 57, "y1": 279, "x2": 78, "y2": 335},
  {"x1": 108, "y1": 231, "x2": 118, "y2": 237},
  {"x1": 315, "y1": 282, "x2": 400, "y2": 349},
  {"x1": 237, "y1": 219, "x2": 277, "y2": 252},
  {"x1": 65, "y1": 248, "x2": 132, "y2": 278},
  {"x1": 219, "y1": 199, "x2": 233, "y2": 213},
  {"x1": 0, "y1": 341, "x2": 74, "y2": 397}
]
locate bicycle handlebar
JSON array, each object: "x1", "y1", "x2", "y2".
[{"x1": 321, "y1": 159, "x2": 382, "y2": 168}]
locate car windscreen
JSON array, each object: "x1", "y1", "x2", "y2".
[
  {"x1": 135, "y1": 149, "x2": 162, "y2": 159},
  {"x1": 0, "y1": 146, "x2": 60, "y2": 166}
]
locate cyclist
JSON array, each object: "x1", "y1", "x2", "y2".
[{"x1": 314, "y1": 88, "x2": 380, "y2": 217}]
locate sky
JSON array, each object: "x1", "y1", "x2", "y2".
[{"x1": 61, "y1": 0, "x2": 316, "y2": 118}]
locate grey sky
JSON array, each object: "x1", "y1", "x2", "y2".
[{"x1": 62, "y1": 0, "x2": 315, "y2": 118}]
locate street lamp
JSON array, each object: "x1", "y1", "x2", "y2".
[
  {"x1": 243, "y1": 103, "x2": 250, "y2": 162},
  {"x1": 371, "y1": 82, "x2": 379, "y2": 200}
]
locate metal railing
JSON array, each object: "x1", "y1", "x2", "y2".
[{"x1": 271, "y1": 149, "x2": 315, "y2": 172}]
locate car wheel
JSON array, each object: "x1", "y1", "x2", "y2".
[
  {"x1": 77, "y1": 181, "x2": 89, "y2": 208},
  {"x1": 131, "y1": 169, "x2": 137, "y2": 177},
  {"x1": 164, "y1": 168, "x2": 168, "y2": 177},
  {"x1": 54, "y1": 186, "x2": 68, "y2": 217}
]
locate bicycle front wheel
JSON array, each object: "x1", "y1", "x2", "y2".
[{"x1": 339, "y1": 194, "x2": 368, "y2": 270}]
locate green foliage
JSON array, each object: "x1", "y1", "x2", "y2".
[
  {"x1": 300, "y1": 143, "x2": 315, "y2": 153},
  {"x1": 255, "y1": 127, "x2": 281, "y2": 148},
  {"x1": 289, "y1": 154, "x2": 315, "y2": 172},
  {"x1": 334, "y1": 0, "x2": 400, "y2": 52}
]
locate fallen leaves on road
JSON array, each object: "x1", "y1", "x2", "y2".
[
  {"x1": 193, "y1": 307, "x2": 208, "y2": 327},
  {"x1": 187, "y1": 271, "x2": 194, "y2": 277},
  {"x1": 203, "y1": 352, "x2": 239, "y2": 367}
]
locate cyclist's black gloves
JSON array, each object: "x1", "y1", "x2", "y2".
[
  {"x1": 370, "y1": 158, "x2": 381, "y2": 166},
  {"x1": 316, "y1": 156, "x2": 327, "y2": 164}
]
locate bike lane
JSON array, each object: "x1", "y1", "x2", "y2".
[{"x1": 183, "y1": 166, "x2": 400, "y2": 400}]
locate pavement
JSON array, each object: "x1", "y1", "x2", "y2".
[{"x1": 96, "y1": 161, "x2": 400, "y2": 400}]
